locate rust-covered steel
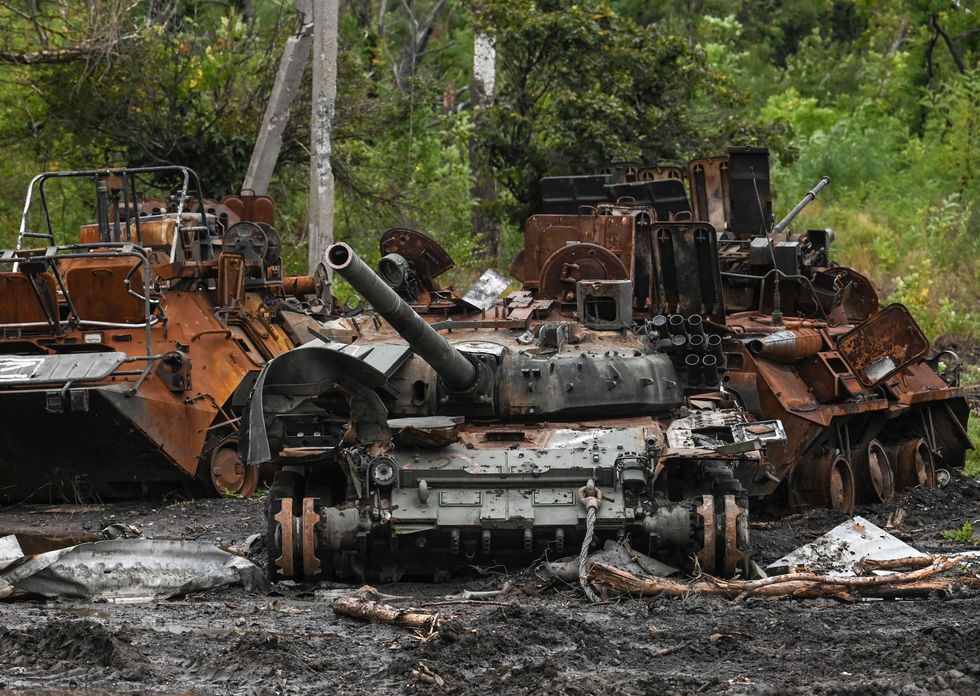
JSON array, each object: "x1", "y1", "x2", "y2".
[
  {"x1": 246, "y1": 227, "x2": 784, "y2": 583},
  {"x1": 0, "y1": 167, "x2": 319, "y2": 503},
  {"x1": 238, "y1": 146, "x2": 970, "y2": 585},
  {"x1": 529, "y1": 147, "x2": 972, "y2": 514}
]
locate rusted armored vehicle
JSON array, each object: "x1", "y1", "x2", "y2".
[
  {"x1": 528, "y1": 147, "x2": 973, "y2": 514},
  {"x1": 0, "y1": 166, "x2": 324, "y2": 503},
  {"x1": 245, "y1": 147, "x2": 970, "y2": 584},
  {"x1": 245, "y1": 228, "x2": 787, "y2": 583}
]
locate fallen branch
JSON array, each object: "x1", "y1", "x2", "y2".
[
  {"x1": 586, "y1": 555, "x2": 980, "y2": 602},
  {"x1": 333, "y1": 586, "x2": 449, "y2": 633},
  {"x1": 855, "y1": 555, "x2": 980, "y2": 573},
  {"x1": 420, "y1": 599, "x2": 510, "y2": 607},
  {"x1": 411, "y1": 661, "x2": 446, "y2": 688}
]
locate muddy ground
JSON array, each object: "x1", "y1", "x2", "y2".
[{"x1": 1, "y1": 479, "x2": 980, "y2": 696}]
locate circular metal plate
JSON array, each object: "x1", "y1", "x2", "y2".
[{"x1": 538, "y1": 243, "x2": 628, "y2": 302}]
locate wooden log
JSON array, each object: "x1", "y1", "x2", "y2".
[
  {"x1": 856, "y1": 555, "x2": 957, "y2": 572},
  {"x1": 332, "y1": 586, "x2": 447, "y2": 632}
]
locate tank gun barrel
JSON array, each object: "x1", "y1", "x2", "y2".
[
  {"x1": 771, "y1": 176, "x2": 830, "y2": 235},
  {"x1": 326, "y1": 242, "x2": 478, "y2": 392}
]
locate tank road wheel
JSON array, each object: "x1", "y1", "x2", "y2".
[
  {"x1": 719, "y1": 493, "x2": 749, "y2": 578},
  {"x1": 695, "y1": 494, "x2": 751, "y2": 578},
  {"x1": 299, "y1": 497, "x2": 323, "y2": 580},
  {"x1": 894, "y1": 439, "x2": 935, "y2": 489},
  {"x1": 268, "y1": 470, "x2": 303, "y2": 581},
  {"x1": 268, "y1": 474, "x2": 323, "y2": 582},
  {"x1": 794, "y1": 454, "x2": 856, "y2": 513},
  {"x1": 827, "y1": 456, "x2": 856, "y2": 513},
  {"x1": 208, "y1": 440, "x2": 258, "y2": 498},
  {"x1": 696, "y1": 495, "x2": 717, "y2": 575},
  {"x1": 855, "y1": 439, "x2": 895, "y2": 503}
]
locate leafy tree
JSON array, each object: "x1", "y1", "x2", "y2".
[{"x1": 472, "y1": 0, "x2": 768, "y2": 222}]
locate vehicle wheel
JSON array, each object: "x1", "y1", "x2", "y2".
[
  {"x1": 894, "y1": 438, "x2": 935, "y2": 489},
  {"x1": 206, "y1": 440, "x2": 258, "y2": 498},
  {"x1": 854, "y1": 439, "x2": 895, "y2": 503},
  {"x1": 268, "y1": 470, "x2": 303, "y2": 582}
]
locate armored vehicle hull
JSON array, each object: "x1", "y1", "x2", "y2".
[
  {"x1": 0, "y1": 167, "x2": 323, "y2": 503},
  {"x1": 246, "y1": 242, "x2": 784, "y2": 582},
  {"x1": 532, "y1": 147, "x2": 972, "y2": 512},
  {"x1": 245, "y1": 146, "x2": 970, "y2": 585}
]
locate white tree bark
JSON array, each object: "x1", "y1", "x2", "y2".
[
  {"x1": 307, "y1": 0, "x2": 340, "y2": 275},
  {"x1": 472, "y1": 33, "x2": 495, "y2": 102}
]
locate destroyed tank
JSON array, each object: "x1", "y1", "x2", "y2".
[
  {"x1": 245, "y1": 230, "x2": 787, "y2": 583},
  {"x1": 0, "y1": 166, "x2": 327, "y2": 503},
  {"x1": 528, "y1": 146, "x2": 973, "y2": 515}
]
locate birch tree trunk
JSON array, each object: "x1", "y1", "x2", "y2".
[{"x1": 470, "y1": 30, "x2": 500, "y2": 261}]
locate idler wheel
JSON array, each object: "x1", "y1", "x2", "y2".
[
  {"x1": 208, "y1": 442, "x2": 258, "y2": 498},
  {"x1": 854, "y1": 439, "x2": 895, "y2": 503},
  {"x1": 794, "y1": 454, "x2": 855, "y2": 513},
  {"x1": 892, "y1": 438, "x2": 935, "y2": 489}
]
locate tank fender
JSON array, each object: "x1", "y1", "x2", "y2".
[{"x1": 244, "y1": 340, "x2": 399, "y2": 465}]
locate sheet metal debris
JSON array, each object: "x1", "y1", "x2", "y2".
[
  {"x1": 462, "y1": 269, "x2": 512, "y2": 311},
  {"x1": 538, "y1": 539, "x2": 679, "y2": 585},
  {"x1": 0, "y1": 534, "x2": 23, "y2": 571},
  {"x1": 766, "y1": 516, "x2": 927, "y2": 577},
  {"x1": 0, "y1": 538, "x2": 267, "y2": 602}
]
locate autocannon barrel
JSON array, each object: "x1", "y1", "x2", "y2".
[
  {"x1": 326, "y1": 242, "x2": 478, "y2": 392},
  {"x1": 772, "y1": 176, "x2": 830, "y2": 235}
]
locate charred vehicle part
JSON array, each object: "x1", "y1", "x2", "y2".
[
  {"x1": 246, "y1": 238, "x2": 785, "y2": 583},
  {"x1": 533, "y1": 147, "x2": 972, "y2": 513},
  {"x1": 245, "y1": 145, "x2": 969, "y2": 584},
  {"x1": 0, "y1": 167, "x2": 322, "y2": 503}
]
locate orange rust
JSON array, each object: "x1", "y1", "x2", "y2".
[
  {"x1": 283, "y1": 275, "x2": 316, "y2": 296},
  {"x1": 273, "y1": 498, "x2": 295, "y2": 578}
]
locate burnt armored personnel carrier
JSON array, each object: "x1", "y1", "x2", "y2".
[
  {"x1": 528, "y1": 147, "x2": 973, "y2": 514},
  {"x1": 0, "y1": 166, "x2": 326, "y2": 502},
  {"x1": 246, "y1": 230, "x2": 786, "y2": 582}
]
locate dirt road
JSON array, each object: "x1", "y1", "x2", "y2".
[{"x1": 1, "y1": 479, "x2": 979, "y2": 695}]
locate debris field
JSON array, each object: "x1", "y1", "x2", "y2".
[{"x1": 1, "y1": 476, "x2": 979, "y2": 695}]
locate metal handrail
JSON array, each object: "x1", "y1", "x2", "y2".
[
  {"x1": 17, "y1": 166, "x2": 209, "y2": 254},
  {"x1": 0, "y1": 244, "x2": 165, "y2": 356}
]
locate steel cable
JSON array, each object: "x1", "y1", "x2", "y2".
[{"x1": 578, "y1": 505, "x2": 601, "y2": 603}]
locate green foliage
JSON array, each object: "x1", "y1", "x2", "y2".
[
  {"x1": 0, "y1": 0, "x2": 975, "y2": 349},
  {"x1": 966, "y1": 419, "x2": 980, "y2": 478},
  {"x1": 473, "y1": 0, "x2": 769, "y2": 221},
  {"x1": 943, "y1": 521, "x2": 977, "y2": 544},
  {"x1": 0, "y1": 5, "x2": 289, "y2": 196}
]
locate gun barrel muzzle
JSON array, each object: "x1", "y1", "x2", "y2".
[{"x1": 326, "y1": 243, "x2": 478, "y2": 391}]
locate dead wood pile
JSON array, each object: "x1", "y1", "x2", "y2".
[{"x1": 586, "y1": 554, "x2": 980, "y2": 601}]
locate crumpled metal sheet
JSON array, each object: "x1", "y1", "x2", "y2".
[
  {"x1": 0, "y1": 538, "x2": 268, "y2": 602},
  {"x1": 766, "y1": 515, "x2": 926, "y2": 577},
  {"x1": 537, "y1": 539, "x2": 679, "y2": 584},
  {"x1": 0, "y1": 534, "x2": 24, "y2": 572},
  {"x1": 462, "y1": 269, "x2": 512, "y2": 311}
]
